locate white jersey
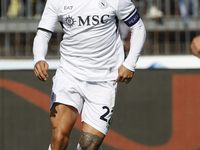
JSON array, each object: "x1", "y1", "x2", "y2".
[{"x1": 37, "y1": 0, "x2": 144, "y2": 81}]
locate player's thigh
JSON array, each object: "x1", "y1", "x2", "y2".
[
  {"x1": 50, "y1": 69, "x2": 83, "y2": 114},
  {"x1": 81, "y1": 80, "x2": 117, "y2": 135},
  {"x1": 50, "y1": 103, "x2": 79, "y2": 135}
]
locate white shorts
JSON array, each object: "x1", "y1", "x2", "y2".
[{"x1": 50, "y1": 69, "x2": 117, "y2": 135}]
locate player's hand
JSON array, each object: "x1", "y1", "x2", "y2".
[
  {"x1": 116, "y1": 65, "x2": 134, "y2": 84},
  {"x1": 191, "y1": 35, "x2": 200, "y2": 58},
  {"x1": 34, "y1": 61, "x2": 49, "y2": 82}
]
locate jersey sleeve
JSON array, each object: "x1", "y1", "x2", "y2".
[
  {"x1": 122, "y1": 20, "x2": 146, "y2": 72},
  {"x1": 38, "y1": 0, "x2": 58, "y2": 33},
  {"x1": 33, "y1": 30, "x2": 52, "y2": 66},
  {"x1": 116, "y1": 0, "x2": 146, "y2": 72},
  {"x1": 116, "y1": 0, "x2": 140, "y2": 27}
]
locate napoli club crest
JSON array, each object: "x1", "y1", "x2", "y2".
[{"x1": 98, "y1": 0, "x2": 108, "y2": 9}]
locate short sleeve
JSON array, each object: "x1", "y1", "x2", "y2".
[
  {"x1": 38, "y1": 0, "x2": 58, "y2": 33},
  {"x1": 116, "y1": 0, "x2": 140, "y2": 27}
]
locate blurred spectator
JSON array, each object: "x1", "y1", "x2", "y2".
[
  {"x1": 145, "y1": 5, "x2": 164, "y2": 25},
  {"x1": 145, "y1": 5, "x2": 164, "y2": 19},
  {"x1": 6, "y1": 0, "x2": 45, "y2": 18},
  {"x1": 144, "y1": 0, "x2": 163, "y2": 25},
  {"x1": 179, "y1": 0, "x2": 188, "y2": 25},
  {"x1": 188, "y1": 0, "x2": 199, "y2": 17},
  {"x1": 6, "y1": 0, "x2": 28, "y2": 18},
  {"x1": 7, "y1": 0, "x2": 20, "y2": 18},
  {"x1": 179, "y1": 0, "x2": 199, "y2": 25}
]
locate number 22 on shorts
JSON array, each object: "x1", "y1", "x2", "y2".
[{"x1": 100, "y1": 106, "x2": 114, "y2": 125}]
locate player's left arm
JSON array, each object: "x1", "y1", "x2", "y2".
[
  {"x1": 33, "y1": 0, "x2": 58, "y2": 82},
  {"x1": 116, "y1": 0, "x2": 146, "y2": 84}
]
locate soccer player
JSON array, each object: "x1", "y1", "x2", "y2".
[
  {"x1": 191, "y1": 35, "x2": 200, "y2": 58},
  {"x1": 33, "y1": 0, "x2": 146, "y2": 149}
]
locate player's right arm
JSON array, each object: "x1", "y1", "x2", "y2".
[
  {"x1": 33, "y1": 0, "x2": 58, "y2": 81},
  {"x1": 33, "y1": 30, "x2": 52, "y2": 81}
]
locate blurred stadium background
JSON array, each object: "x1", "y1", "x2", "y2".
[
  {"x1": 1, "y1": 0, "x2": 200, "y2": 150},
  {"x1": 0, "y1": 0, "x2": 200, "y2": 57}
]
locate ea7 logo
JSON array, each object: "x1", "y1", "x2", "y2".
[{"x1": 64, "y1": 6, "x2": 73, "y2": 10}]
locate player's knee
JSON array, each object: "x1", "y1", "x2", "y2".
[
  {"x1": 79, "y1": 136, "x2": 102, "y2": 150},
  {"x1": 52, "y1": 129, "x2": 70, "y2": 145}
]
